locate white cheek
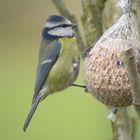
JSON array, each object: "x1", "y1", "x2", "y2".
[{"x1": 48, "y1": 27, "x2": 74, "y2": 37}]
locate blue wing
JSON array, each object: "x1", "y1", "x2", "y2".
[{"x1": 32, "y1": 39, "x2": 61, "y2": 103}]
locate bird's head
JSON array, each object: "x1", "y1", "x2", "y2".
[{"x1": 42, "y1": 15, "x2": 77, "y2": 39}]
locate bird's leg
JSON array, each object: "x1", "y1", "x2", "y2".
[
  {"x1": 72, "y1": 84, "x2": 86, "y2": 88},
  {"x1": 107, "y1": 108, "x2": 118, "y2": 122},
  {"x1": 72, "y1": 84, "x2": 91, "y2": 93}
]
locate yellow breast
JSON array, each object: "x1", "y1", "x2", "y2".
[{"x1": 46, "y1": 37, "x2": 80, "y2": 93}]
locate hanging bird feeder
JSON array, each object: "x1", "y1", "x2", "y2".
[{"x1": 84, "y1": 0, "x2": 140, "y2": 107}]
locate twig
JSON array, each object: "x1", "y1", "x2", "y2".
[
  {"x1": 81, "y1": 0, "x2": 105, "y2": 46},
  {"x1": 123, "y1": 47, "x2": 140, "y2": 118},
  {"x1": 53, "y1": 1, "x2": 138, "y2": 140},
  {"x1": 135, "y1": 0, "x2": 140, "y2": 35},
  {"x1": 111, "y1": 108, "x2": 134, "y2": 140},
  {"x1": 52, "y1": 0, "x2": 86, "y2": 57}
]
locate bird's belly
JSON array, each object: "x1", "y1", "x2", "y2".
[{"x1": 46, "y1": 59, "x2": 78, "y2": 93}]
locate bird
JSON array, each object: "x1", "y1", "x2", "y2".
[{"x1": 23, "y1": 15, "x2": 80, "y2": 131}]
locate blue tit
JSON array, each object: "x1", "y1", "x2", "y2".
[{"x1": 23, "y1": 15, "x2": 80, "y2": 132}]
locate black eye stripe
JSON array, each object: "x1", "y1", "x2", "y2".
[
  {"x1": 61, "y1": 24, "x2": 71, "y2": 28},
  {"x1": 48, "y1": 24, "x2": 72, "y2": 30}
]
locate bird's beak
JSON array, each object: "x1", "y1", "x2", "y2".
[{"x1": 72, "y1": 24, "x2": 78, "y2": 29}]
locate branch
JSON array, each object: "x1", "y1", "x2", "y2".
[
  {"x1": 52, "y1": 0, "x2": 86, "y2": 57},
  {"x1": 135, "y1": 0, "x2": 140, "y2": 36},
  {"x1": 102, "y1": 1, "x2": 137, "y2": 139},
  {"x1": 81, "y1": 0, "x2": 106, "y2": 46},
  {"x1": 102, "y1": 0, "x2": 121, "y2": 31},
  {"x1": 123, "y1": 47, "x2": 140, "y2": 118},
  {"x1": 53, "y1": 1, "x2": 138, "y2": 140},
  {"x1": 111, "y1": 108, "x2": 135, "y2": 140}
]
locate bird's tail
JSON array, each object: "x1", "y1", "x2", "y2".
[{"x1": 23, "y1": 97, "x2": 40, "y2": 132}]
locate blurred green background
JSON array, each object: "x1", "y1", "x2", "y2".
[{"x1": 1, "y1": 0, "x2": 139, "y2": 140}]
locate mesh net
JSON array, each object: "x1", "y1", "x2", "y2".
[{"x1": 84, "y1": 0, "x2": 140, "y2": 107}]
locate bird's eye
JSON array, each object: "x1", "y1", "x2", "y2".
[{"x1": 61, "y1": 24, "x2": 68, "y2": 28}]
